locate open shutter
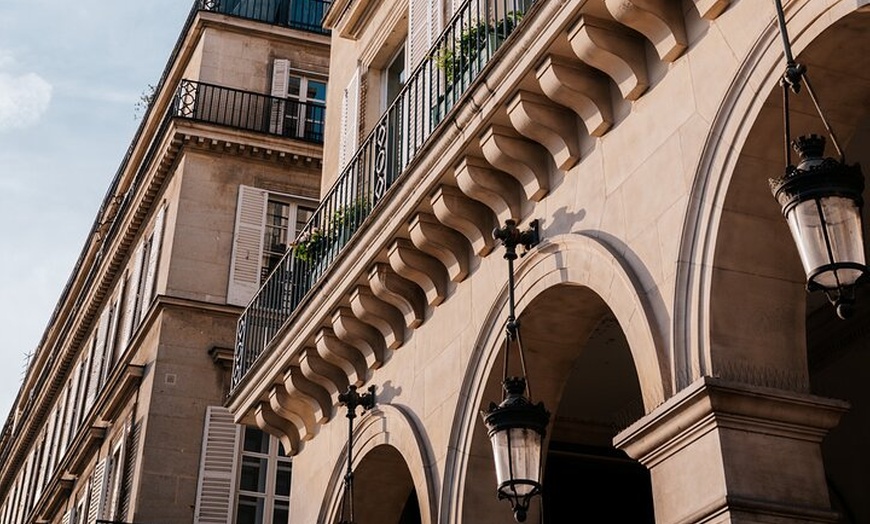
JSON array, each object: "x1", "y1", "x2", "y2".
[
  {"x1": 270, "y1": 58, "x2": 290, "y2": 134},
  {"x1": 85, "y1": 307, "x2": 110, "y2": 413},
  {"x1": 119, "y1": 245, "x2": 145, "y2": 349},
  {"x1": 193, "y1": 406, "x2": 242, "y2": 524},
  {"x1": 140, "y1": 204, "x2": 166, "y2": 319},
  {"x1": 105, "y1": 289, "x2": 123, "y2": 374},
  {"x1": 338, "y1": 68, "x2": 361, "y2": 171},
  {"x1": 87, "y1": 459, "x2": 106, "y2": 524},
  {"x1": 227, "y1": 185, "x2": 268, "y2": 306},
  {"x1": 61, "y1": 510, "x2": 71, "y2": 524},
  {"x1": 118, "y1": 417, "x2": 140, "y2": 520}
]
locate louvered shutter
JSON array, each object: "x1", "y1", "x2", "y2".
[
  {"x1": 227, "y1": 185, "x2": 268, "y2": 306},
  {"x1": 105, "y1": 290, "x2": 122, "y2": 373},
  {"x1": 338, "y1": 68, "x2": 360, "y2": 171},
  {"x1": 140, "y1": 204, "x2": 166, "y2": 319},
  {"x1": 193, "y1": 406, "x2": 242, "y2": 524},
  {"x1": 119, "y1": 245, "x2": 145, "y2": 349},
  {"x1": 270, "y1": 58, "x2": 290, "y2": 134},
  {"x1": 118, "y1": 418, "x2": 140, "y2": 520},
  {"x1": 61, "y1": 510, "x2": 71, "y2": 524},
  {"x1": 87, "y1": 459, "x2": 106, "y2": 524},
  {"x1": 84, "y1": 307, "x2": 110, "y2": 414}
]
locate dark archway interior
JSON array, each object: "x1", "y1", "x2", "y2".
[
  {"x1": 464, "y1": 285, "x2": 654, "y2": 522},
  {"x1": 351, "y1": 445, "x2": 422, "y2": 524},
  {"x1": 716, "y1": 10, "x2": 870, "y2": 523}
]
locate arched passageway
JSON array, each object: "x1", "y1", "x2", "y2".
[
  {"x1": 352, "y1": 445, "x2": 422, "y2": 524},
  {"x1": 706, "y1": 8, "x2": 870, "y2": 522},
  {"x1": 462, "y1": 284, "x2": 654, "y2": 522}
]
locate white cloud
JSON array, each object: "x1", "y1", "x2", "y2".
[{"x1": 0, "y1": 55, "x2": 52, "y2": 131}]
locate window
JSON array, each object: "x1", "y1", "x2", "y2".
[
  {"x1": 104, "y1": 439, "x2": 125, "y2": 520},
  {"x1": 384, "y1": 44, "x2": 407, "y2": 109},
  {"x1": 235, "y1": 427, "x2": 292, "y2": 524},
  {"x1": 227, "y1": 186, "x2": 318, "y2": 306},
  {"x1": 287, "y1": 74, "x2": 327, "y2": 142}
]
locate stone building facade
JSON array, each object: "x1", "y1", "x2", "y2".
[
  {"x1": 227, "y1": 0, "x2": 870, "y2": 523},
  {"x1": 0, "y1": 2, "x2": 329, "y2": 523}
]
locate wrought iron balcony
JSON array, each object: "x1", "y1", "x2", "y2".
[
  {"x1": 173, "y1": 80, "x2": 325, "y2": 143},
  {"x1": 200, "y1": 0, "x2": 331, "y2": 34},
  {"x1": 232, "y1": 0, "x2": 534, "y2": 390}
]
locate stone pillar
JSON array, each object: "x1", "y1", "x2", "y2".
[{"x1": 614, "y1": 377, "x2": 848, "y2": 523}]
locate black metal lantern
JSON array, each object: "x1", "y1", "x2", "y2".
[
  {"x1": 769, "y1": 0, "x2": 867, "y2": 319},
  {"x1": 481, "y1": 220, "x2": 550, "y2": 522}
]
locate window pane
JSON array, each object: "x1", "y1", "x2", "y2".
[
  {"x1": 243, "y1": 427, "x2": 270, "y2": 454},
  {"x1": 273, "y1": 501, "x2": 289, "y2": 524},
  {"x1": 307, "y1": 80, "x2": 327, "y2": 103},
  {"x1": 275, "y1": 461, "x2": 292, "y2": 496},
  {"x1": 236, "y1": 494, "x2": 265, "y2": 524},
  {"x1": 240, "y1": 456, "x2": 268, "y2": 492},
  {"x1": 288, "y1": 75, "x2": 301, "y2": 98},
  {"x1": 295, "y1": 206, "x2": 315, "y2": 238}
]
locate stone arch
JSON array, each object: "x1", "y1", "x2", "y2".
[
  {"x1": 440, "y1": 232, "x2": 668, "y2": 523},
  {"x1": 318, "y1": 404, "x2": 437, "y2": 524},
  {"x1": 675, "y1": 0, "x2": 870, "y2": 391}
]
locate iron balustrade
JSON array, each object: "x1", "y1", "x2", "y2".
[
  {"x1": 200, "y1": 0, "x2": 331, "y2": 34},
  {"x1": 174, "y1": 80, "x2": 325, "y2": 143},
  {"x1": 232, "y1": 0, "x2": 535, "y2": 390}
]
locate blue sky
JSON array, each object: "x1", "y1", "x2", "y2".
[{"x1": 0, "y1": 1, "x2": 193, "y2": 420}]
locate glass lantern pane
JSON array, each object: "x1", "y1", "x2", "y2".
[
  {"x1": 489, "y1": 428, "x2": 542, "y2": 496},
  {"x1": 787, "y1": 197, "x2": 866, "y2": 289},
  {"x1": 821, "y1": 196, "x2": 865, "y2": 286}
]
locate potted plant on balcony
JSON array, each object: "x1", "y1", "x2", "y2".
[
  {"x1": 433, "y1": 11, "x2": 524, "y2": 120},
  {"x1": 292, "y1": 197, "x2": 371, "y2": 269}
]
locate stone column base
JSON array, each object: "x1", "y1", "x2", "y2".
[{"x1": 614, "y1": 377, "x2": 848, "y2": 524}]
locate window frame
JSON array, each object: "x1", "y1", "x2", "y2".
[{"x1": 233, "y1": 427, "x2": 292, "y2": 524}]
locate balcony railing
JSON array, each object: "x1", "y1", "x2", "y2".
[
  {"x1": 174, "y1": 80, "x2": 325, "y2": 143},
  {"x1": 200, "y1": 0, "x2": 331, "y2": 34},
  {"x1": 232, "y1": 0, "x2": 535, "y2": 389}
]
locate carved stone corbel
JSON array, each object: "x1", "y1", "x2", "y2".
[
  {"x1": 285, "y1": 365, "x2": 333, "y2": 425},
  {"x1": 536, "y1": 54, "x2": 613, "y2": 137},
  {"x1": 604, "y1": 0, "x2": 687, "y2": 62},
  {"x1": 315, "y1": 328, "x2": 368, "y2": 386},
  {"x1": 568, "y1": 15, "x2": 649, "y2": 100},
  {"x1": 507, "y1": 90, "x2": 581, "y2": 171},
  {"x1": 480, "y1": 125, "x2": 550, "y2": 202},
  {"x1": 300, "y1": 346, "x2": 349, "y2": 402},
  {"x1": 692, "y1": 0, "x2": 729, "y2": 20},
  {"x1": 368, "y1": 263, "x2": 426, "y2": 329},
  {"x1": 268, "y1": 382, "x2": 318, "y2": 440},
  {"x1": 254, "y1": 400, "x2": 301, "y2": 456},
  {"x1": 454, "y1": 155, "x2": 522, "y2": 224},
  {"x1": 409, "y1": 212, "x2": 470, "y2": 282},
  {"x1": 388, "y1": 238, "x2": 449, "y2": 306},
  {"x1": 431, "y1": 185, "x2": 496, "y2": 256},
  {"x1": 331, "y1": 307, "x2": 387, "y2": 369},
  {"x1": 350, "y1": 285, "x2": 406, "y2": 349}
]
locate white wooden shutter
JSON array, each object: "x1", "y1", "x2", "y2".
[
  {"x1": 193, "y1": 406, "x2": 242, "y2": 524},
  {"x1": 409, "y1": 0, "x2": 442, "y2": 68},
  {"x1": 227, "y1": 185, "x2": 268, "y2": 306},
  {"x1": 84, "y1": 307, "x2": 109, "y2": 413},
  {"x1": 140, "y1": 204, "x2": 166, "y2": 319},
  {"x1": 119, "y1": 245, "x2": 145, "y2": 349},
  {"x1": 270, "y1": 58, "x2": 290, "y2": 134},
  {"x1": 61, "y1": 510, "x2": 71, "y2": 524},
  {"x1": 338, "y1": 68, "x2": 361, "y2": 171},
  {"x1": 105, "y1": 290, "x2": 122, "y2": 373},
  {"x1": 87, "y1": 459, "x2": 106, "y2": 524}
]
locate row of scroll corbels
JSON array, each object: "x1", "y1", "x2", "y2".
[{"x1": 249, "y1": 0, "x2": 735, "y2": 454}]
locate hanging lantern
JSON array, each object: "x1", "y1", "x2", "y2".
[
  {"x1": 770, "y1": 134, "x2": 867, "y2": 318},
  {"x1": 481, "y1": 376, "x2": 549, "y2": 522}
]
